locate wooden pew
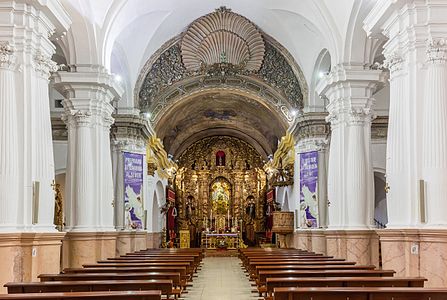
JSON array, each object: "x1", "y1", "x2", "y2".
[
  {"x1": 63, "y1": 267, "x2": 188, "y2": 288},
  {"x1": 272, "y1": 287, "x2": 447, "y2": 300},
  {"x1": 258, "y1": 269, "x2": 396, "y2": 287},
  {"x1": 0, "y1": 291, "x2": 161, "y2": 299},
  {"x1": 95, "y1": 259, "x2": 194, "y2": 272},
  {"x1": 246, "y1": 260, "x2": 356, "y2": 276},
  {"x1": 5, "y1": 280, "x2": 171, "y2": 295},
  {"x1": 38, "y1": 274, "x2": 178, "y2": 298},
  {"x1": 265, "y1": 277, "x2": 427, "y2": 298},
  {"x1": 39, "y1": 273, "x2": 179, "y2": 287},
  {"x1": 252, "y1": 265, "x2": 377, "y2": 282}
]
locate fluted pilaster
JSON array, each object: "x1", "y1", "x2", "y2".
[
  {"x1": 345, "y1": 108, "x2": 372, "y2": 228},
  {"x1": 325, "y1": 112, "x2": 343, "y2": 227},
  {"x1": 384, "y1": 52, "x2": 412, "y2": 226},
  {"x1": 0, "y1": 42, "x2": 19, "y2": 230},
  {"x1": 423, "y1": 38, "x2": 447, "y2": 227},
  {"x1": 31, "y1": 50, "x2": 58, "y2": 230},
  {"x1": 73, "y1": 112, "x2": 95, "y2": 230}
]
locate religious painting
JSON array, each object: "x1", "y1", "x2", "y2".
[
  {"x1": 299, "y1": 151, "x2": 319, "y2": 228},
  {"x1": 210, "y1": 177, "x2": 231, "y2": 215},
  {"x1": 123, "y1": 152, "x2": 144, "y2": 229}
]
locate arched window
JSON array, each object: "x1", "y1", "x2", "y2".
[{"x1": 216, "y1": 150, "x2": 226, "y2": 166}]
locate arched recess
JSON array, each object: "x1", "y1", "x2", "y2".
[
  {"x1": 373, "y1": 171, "x2": 387, "y2": 227},
  {"x1": 151, "y1": 191, "x2": 160, "y2": 232},
  {"x1": 152, "y1": 180, "x2": 165, "y2": 232},
  {"x1": 307, "y1": 49, "x2": 331, "y2": 112},
  {"x1": 282, "y1": 190, "x2": 290, "y2": 212}
]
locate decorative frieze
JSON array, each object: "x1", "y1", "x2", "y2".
[
  {"x1": 33, "y1": 50, "x2": 58, "y2": 78},
  {"x1": 0, "y1": 41, "x2": 15, "y2": 68},
  {"x1": 291, "y1": 112, "x2": 330, "y2": 141},
  {"x1": 383, "y1": 52, "x2": 404, "y2": 73},
  {"x1": 427, "y1": 38, "x2": 447, "y2": 63},
  {"x1": 371, "y1": 116, "x2": 388, "y2": 140}
]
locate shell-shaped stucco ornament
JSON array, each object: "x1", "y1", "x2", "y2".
[{"x1": 181, "y1": 7, "x2": 265, "y2": 72}]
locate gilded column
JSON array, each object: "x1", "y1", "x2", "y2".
[
  {"x1": 423, "y1": 38, "x2": 447, "y2": 226},
  {"x1": 383, "y1": 52, "x2": 411, "y2": 227},
  {"x1": 0, "y1": 41, "x2": 19, "y2": 230}
]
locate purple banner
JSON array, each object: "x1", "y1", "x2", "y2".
[
  {"x1": 300, "y1": 151, "x2": 319, "y2": 228},
  {"x1": 124, "y1": 152, "x2": 144, "y2": 229}
]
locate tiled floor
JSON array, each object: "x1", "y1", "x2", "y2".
[{"x1": 181, "y1": 257, "x2": 259, "y2": 300}]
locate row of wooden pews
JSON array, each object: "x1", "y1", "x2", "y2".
[
  {"x1": 0, "y1": 248, "x2": 204, "y2": 300},
  {"x1": 239, "y1": 247, "x2": 447, "y2": 300}
]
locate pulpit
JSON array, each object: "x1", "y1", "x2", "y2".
[{"x1": 272, "y1": 211, "x2": 294, "y2": 248}]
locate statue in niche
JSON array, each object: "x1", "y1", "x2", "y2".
[
  {"x1": 185, "y1": 196, "x2": 194, "y2": 220},
  {"x1": 191, "y1": 160, "x2": 197, "y2": 170},
  {"x1": 245, "y1": 160, "x2": 251, "y2": 170},
  {"x1": 245, "y1": 196, "x2": 256, "y2": 220},
  {"x1": 216, "y1": 150, "x2": 225, "y2": 166}
]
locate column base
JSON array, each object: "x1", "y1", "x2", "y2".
[
  {"x1": 378, "y1": 229, "x2": 447, "y2": 287},
  {"x1": 293, "y1": 229, "x2": 327, "y2": 254},
  {"x1": 116, "y1": 231, "x2": 148, "y2": 256},
  {"x1": 325, "y1": 229, "x2": 379, "y2": 266},
  {"x1": 0, "y1": 232, "x2": 65, "y2": 293},
  {"x1": 147, "y1": 232, "x2": 162, "y2": 249},
  {"x1": 61, "y1": 231, "x2": 117, "y2": 268}
]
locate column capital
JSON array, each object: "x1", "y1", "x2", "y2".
[
  {"x1": 0, "y1": 42, "x2": 16, "y2": 69},
  {"x1": 33, "y1": 50, "x2": 58, "y2": 78},
  {"x1": 427, "y1": 38, "x2": 447, "y2": 64},
  {"x1": 383, "y1": 51, "x2": 404, "y2": 73}
]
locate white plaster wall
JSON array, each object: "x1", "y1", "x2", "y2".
[
  {"x1": 374, "y1": 85, "x2": 390, "y2": 117},
  {"x1": 371, "y1": 141, "x2": 387, "y2": 173},
  {"x1": 145, "y1": 173, "x2": 167, "y2": 233},
  {"x1": 53, "y1": 141, "x2": 68, "y2": 175}
]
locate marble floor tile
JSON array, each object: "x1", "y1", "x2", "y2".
[{"x1": 180, "y1": 257, "x2": 259, "y2": 300}]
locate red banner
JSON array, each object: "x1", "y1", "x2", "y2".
[
  {"x1": 266, "y1": 189, "x2": 275, "y2": 203},
  {"x1": 167, "y1": 188, "x2": 176, "y2": 203}
]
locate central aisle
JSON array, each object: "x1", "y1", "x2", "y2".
[{"x1": 181, "y1": 256, "x2": 258, "y2": 300}]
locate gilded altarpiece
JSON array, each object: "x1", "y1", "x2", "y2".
[{"x1": 174, "y1": 136, "x2": 267, "y2": 242}]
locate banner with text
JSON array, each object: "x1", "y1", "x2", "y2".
[
  {"x1": 299, "y1": 151, "x2": 319, "y2": 228},
  {"x1": 124, "y1": 152, "x2": 144, "y2": 229}
]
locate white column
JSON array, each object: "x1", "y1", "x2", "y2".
[
  {"x1": 0, "y1": 42, "x2": 20, "y2": 230},
  {"x1": 345, "y1": 108, "x2": 373, "y2": 227},
  {"x1": 383, "y1": 53, "x2": 411, "y2": 227},
  {"x1": 325, "y1": 113, "x2": 344, "y2": 227},
  {"x1": 112, "y1": 141, "x2": 126, "y2": 230},
  {"x1": 100, "y1": 116, "x2": 115, "y2": 230},
  {"x1": 73, "y1": 113, "x2": 95, "y2": 230},
  {"x1": 32, "y1": 51, "x2": 59, "y2": 231},
  {"x1": 54, "y1": 70, "x2": 123, "y2": 232},
  {"x1": 318, "y1": 67, "x2": 385, "y2": 229},
  {"x1": 423, "y1": 38, "x2": 447, "y2": 227}
]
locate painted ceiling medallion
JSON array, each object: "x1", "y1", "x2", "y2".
[{"x1": 181, "y1": 6, "x2": 265, "y2": 72}]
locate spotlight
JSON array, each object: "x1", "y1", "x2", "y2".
[
  {"x1": 318, "y1": 71, "x2": 325, "y2": 78},
  {"x1": 291, "y1": 110, "x2": 297, "y2": 116},
  {"x1": 114, "y1": 74, "x2": 122, "y2": 82},
  {"x1": 143, "y1": 112, "x2": 151, "y2": 120}
]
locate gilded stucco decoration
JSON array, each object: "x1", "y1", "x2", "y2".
[
  {"x1": 147, "y1": 135, "x2": 178, "y2": 179},
  {"x1": 174, "y1": 136, "x2": 267, "y2": 242},
  {"x1": 181, "y1": 6, "x2": 265, "y2": 72},
  {"x1": 264, "y1": 131, "x2": 295, "y2": 186},
  {"x1": 137, "y1": 7, "x2": 306, "y2": 123}
]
